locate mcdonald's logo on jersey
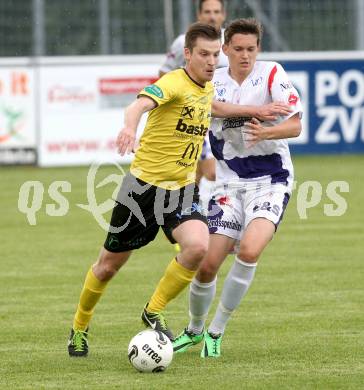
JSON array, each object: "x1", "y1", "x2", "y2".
[{"x1": 181, "y1": 142, "x2": 200, "y2": 160}]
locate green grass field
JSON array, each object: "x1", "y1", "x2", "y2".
[{"x1": 1, "y1": 155, "x2": 363, "y2": 389}]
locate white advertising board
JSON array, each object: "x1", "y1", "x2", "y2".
[
  {"x1": 38, "y1": 59, "x2": 160, "y2": 166},
  {"x1": 1, "y1": 51, "x2": 363, "y2": 166},
  {"x1": 0, "y1": 65, "x2": 36, "y2": 164}
]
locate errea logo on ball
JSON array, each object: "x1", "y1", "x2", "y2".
[{"x1": 142, "y1": 343, "x2": 163, "y2": 363}]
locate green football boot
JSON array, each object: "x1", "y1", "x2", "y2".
[
  {"x1": 172, "y1": 328, "x2": 204, "y2": 353},
  {"x1": 200, "y1": 331, "x2": 222, "y2": 358},
  {"x1": 68, "y1": 328, "x2": 89, "y2": 357}
]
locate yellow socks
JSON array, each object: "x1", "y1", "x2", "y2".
[
  {"x1": 73, "y1": 258, "x2": 195, "y2": 328},
  {"x1": 147, "y1": 258, "x2": 196, "y2": 313},
  {"x1": 73, "y1": 267, "x2": 108, "y2": 331}
]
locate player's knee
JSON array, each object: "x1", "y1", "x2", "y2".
[
  {"x1": 100, "y1": 263, "x2": 119, "y2": 280},
  {"x1": 238, "y1": 243, "x2": 260, "y2": 263},
  {"x1": 94, "y1": 262, "x2": 117, "y2": 281},
  {"x1": 95, "y1": 252, "x2": 122, "y2": 281},
  {"x1": 198, "y1": 260, "x2": 219, "y2": 281},
  {"x1": 187, "y1": 241, "x2": 208, "y2": 262}
]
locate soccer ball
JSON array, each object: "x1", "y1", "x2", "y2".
[{"x1": 128, "y1": 329, "x2": 173, "y2": 373}]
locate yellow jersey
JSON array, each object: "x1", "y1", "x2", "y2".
[{"x1": 130, "y1": 69, "x2": 214, "y2": 190}]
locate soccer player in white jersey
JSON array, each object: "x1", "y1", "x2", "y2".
[
  {"x1": 173, "y1": 18, "x2": 303, "y2": 357},
  {"x1": 160, "y1": 0, "x2": 228, "y2": 195}
]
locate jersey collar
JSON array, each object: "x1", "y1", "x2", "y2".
[{"x1": 183, "y1": 68, "x2": 206, "y2": 88}]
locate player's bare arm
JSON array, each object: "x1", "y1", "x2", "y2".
[
  {"x1": 244, "y1": 113, "x2": 301, "y2": 142},
  {"x1": 211, "y1": 100, "x2": 292, "y2": 120},
  {"x1": 116, "y1": 96, "x2": 157, "y2": 155}
]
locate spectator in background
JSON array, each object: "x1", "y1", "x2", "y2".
[{"x1": 160, "y1": 0, "x2": 228, "y2": 77}]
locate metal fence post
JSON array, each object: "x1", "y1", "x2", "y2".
[
  {"x1": 163, "y1": 0, "x2": 174, "y2": 48},
  {"x1": 356, "y1": 0, "x2": 364, "y2": 50},
  {"x1": 178, "y1": 0, "x2": 193, "y2": 34},
  {"x1": 32, "y1": 0, "x2": 45, "y2": 56},
  {"x1": 99, "y1": 0, "x2": 110, "y2": 55},
  {"x1": 245, "y1": 0, "x2": 289, "y2": 51},
  {"x1": 269, "y1": 0, "x2": 279, "y2": 51}
]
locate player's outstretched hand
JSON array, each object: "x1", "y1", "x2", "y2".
[
  {"x1": 255, "y1": 102, "x2": 292, "y2": 121},
  {"x1": 116, "y1": 127, "x2": 137, "y2": 155}
]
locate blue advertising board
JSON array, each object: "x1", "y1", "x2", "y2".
[{"x1": 261, "y1": 52, "x2": 364, "y2": 154}]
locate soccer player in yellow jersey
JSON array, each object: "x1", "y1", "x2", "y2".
[
  {"x1": 68, "y1": 22, "x2": 292, "y2": 357},
  {"x1": 67, "y1": 23, "x2": 221, "y2": 357}
]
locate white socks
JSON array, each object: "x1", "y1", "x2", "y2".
[
  {"x1": 187, "y1": 277, "x2": 217, "y2": 335},
  {"x1": 208, "y1": 257, "x2": 257, "y2": 335},
  {"x1": 187, "y1": 257, "x2": 257, "y2": 336}
]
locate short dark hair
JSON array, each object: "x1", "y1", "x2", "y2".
[
  {"x1": 185, "y1": 22, "x2": 221, "y2": 52},
  {"x1": 198, "y1": 0, "x2": 225, "y2": 12},
  {"x1": 224, "y1": 18, "x2": 263, "y2": 46}
]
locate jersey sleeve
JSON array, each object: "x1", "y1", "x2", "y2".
[
  {"x1": 269, "y1": 63, "x2": 303, "y2": 119},
  {"x1": 159, "y1": 35, "x2": 185, "y2": 73},
  {"x1": 138, "y1": 73, "x2": 178, "y2": 106}
]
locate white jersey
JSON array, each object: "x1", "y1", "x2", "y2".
[
  {"x1": 159, "y1": 29, "x2": 228, "y2": 73},
  {"x1": 210, "y1": 61, "x2": 303, "y2": 192}
]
